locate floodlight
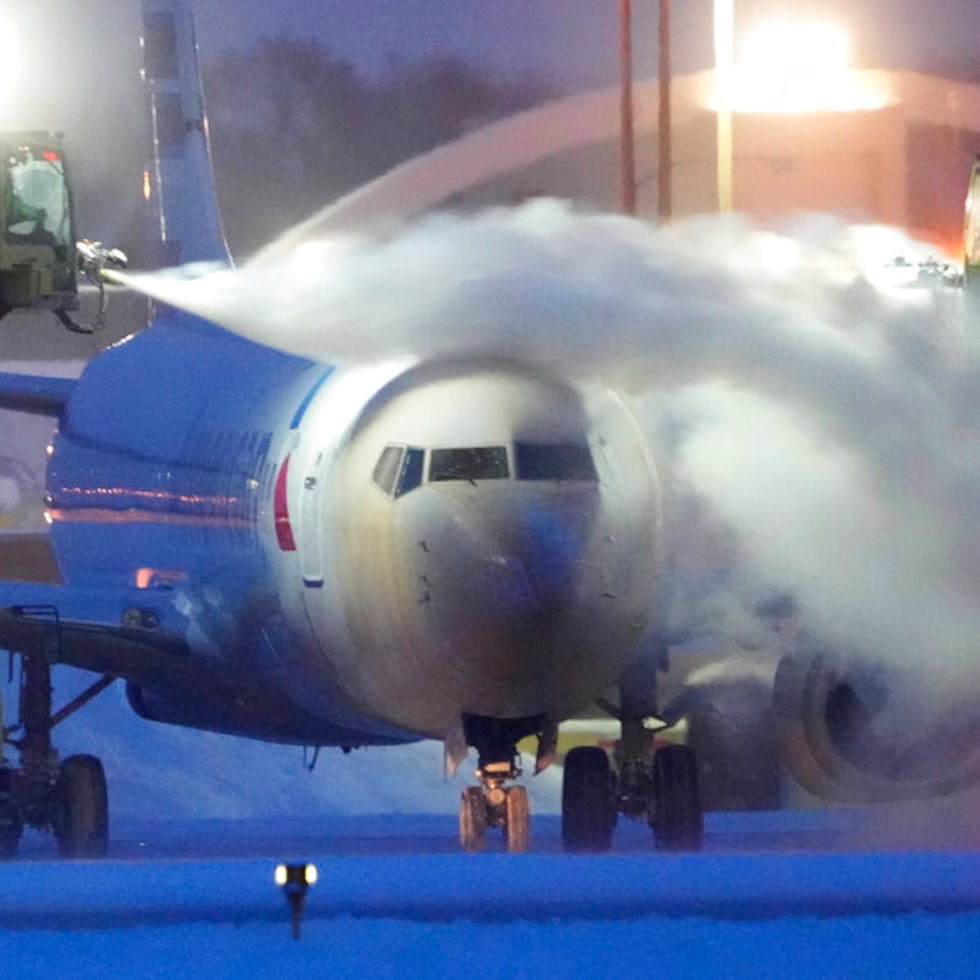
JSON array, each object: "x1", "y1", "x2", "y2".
[
  {"x1": 741, "y1": 21, "x2": 849, "y2": 77},
  {"x1": 729, "y1": 19, "x2": 888, "y2": 113}
]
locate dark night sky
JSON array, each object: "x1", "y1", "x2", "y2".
[
  {"x1": 190, "y1": 0, "x2": 980, "y2": 88},
  {"x1": 4, "y1": 1, "x2": 977, "y2": 132},
  {"x1": 8, "y1": 1, "x2": 973, "y2": 94},
  {"x1": 1, "y1": 0, "x2": 977, "y2": 247}
]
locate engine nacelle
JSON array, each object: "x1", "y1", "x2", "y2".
[{"x1": 773, "y1": 648, "x2": 980, "y2": 803}]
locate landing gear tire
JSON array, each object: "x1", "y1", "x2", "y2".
[
  {"x1": 0, "y1": 817, "x2": 21, "y2": 859},
  {"x1": 54, "y1": 754, "x2": 108, "y2": 859},
  {"x1": 562, "y1": 746, "x2": 616, "y2": 853},
  {"x1": 459, "y1": 785, "x2": 487, "y2": 853},
  {"x1": 505, "y1": 785, "x2": 530, "y2": 853},
  {"x1": 681, "y1": 680, "x2": 782, "y2": 811},
  {"x1": 649, "y1": 744, "x2": 703, "y2": 852},
  {"x1": 0, "y1": 769, "x2": 21, "y2": 860}
]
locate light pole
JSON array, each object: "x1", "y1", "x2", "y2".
[
  {"x1": 658, "y1": 0, "x2": 672, "y2": 221},
  {"x1": 619, "y1": 0, "x2": 637, "y2": 215},
  {"x1": 714, "y1": 0, "x2": 734, "y2": 212}
]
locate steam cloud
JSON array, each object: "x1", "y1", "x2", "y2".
[{"x1": 122, "y1": 201, "x2": 980, "y2": 712}]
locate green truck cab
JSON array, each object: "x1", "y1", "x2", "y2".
[{"x1": 0, "y1": 132, "x2": 79, "y2": 320}]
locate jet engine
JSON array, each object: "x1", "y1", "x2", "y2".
[{"x1": 773, "y1": 647, "x2": 980, "y2": 803}]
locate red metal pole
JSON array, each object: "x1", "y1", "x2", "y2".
[
  {"x1": 658, "y1": 0, "x2": 672, "y2": 221},
  {"x1": 620, "y1": 0, "x2": 637, "y2": 215}
]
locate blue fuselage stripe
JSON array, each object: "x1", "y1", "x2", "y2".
[{"x1": 290, "y1": 369, "x2": 334, "y2": 430}]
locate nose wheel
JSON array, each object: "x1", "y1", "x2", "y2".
[
  {"x1": 459, "y1": 762, "x2": 530, "y2": 853},
  {"x1": 457, "y1": 713, "x2": 547, "y2": 853}
]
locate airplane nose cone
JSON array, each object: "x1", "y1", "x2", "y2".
[
  {"x1": 398, "y1": 486, "x2": 604, "y2": 710},
  {"x1": 486, "y1": 495, "x2": 593, "y2": 615},
  {"x1": 416, "y1": 485, "x2": 603, "y2": 663}
]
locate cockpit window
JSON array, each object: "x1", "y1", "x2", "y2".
[
  {"x1": 514, "y1": 442, "x2": 598, "y2": 481},
  {"x1": 374, "y1": 441, "x2": 595, "y2": 496},
  {"x1": 373, "y1": 444, "x2": 426, "y2": 498},
  {"x1": 397, "y1": 447, "x2": 425, "y2": 496},
  {"x1": 372, "y1": 445, "x2": 404, "y2": 496},
  {"x1": 429, "y1": 446, "x2": 509, "y2": 483}
]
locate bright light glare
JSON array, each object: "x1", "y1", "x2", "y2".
[
  {"x1": 0, "y1": 12, "x2": 21, "y2": 110},
  {"x1": 730, "y1": 20, "x2": 885, "y2": 113},
  {"x1": 743, "y1": 21, "x2": 849, "y2": 76}
]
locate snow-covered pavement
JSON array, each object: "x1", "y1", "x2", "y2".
[{"x1": 3, "y1": 811, "x2": 980, "y2": 978}]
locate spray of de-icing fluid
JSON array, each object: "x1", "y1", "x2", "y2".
[{"x1": 120, "y1": 202, "x2": 980, "y2": 734}]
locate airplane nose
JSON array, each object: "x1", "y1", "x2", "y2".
[
  {"x1": 484, "y1": 494, "x2": 594, "y2": 615},
  {"x1": 418, "y1": 485, "x2": 602, "y2": 648},
  {"x1": 317, "y1": 360, "x2": 663, "y2": 733}
]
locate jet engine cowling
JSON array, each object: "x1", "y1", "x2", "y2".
[{"x1": 773, "y1": 647, "x2": 980, "y2": 803}]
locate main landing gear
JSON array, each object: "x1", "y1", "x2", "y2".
[
  {"x1": 557, "y1": 654, "x2": 704, "y2": 854},
  {"x1": 458, "y1": 714, "x2": 551, "y2": 853},
  {"x1": 456, "y1": 709, "x2": 703, "y2": 854},
  {"x1": 1, "y1": 621, "x2": 114, "y2": 860},
  {"x1": 561, "y1": 716, "x2": 703, "y2": 854}
]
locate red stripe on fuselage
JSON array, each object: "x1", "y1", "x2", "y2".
[{"x1": 274, "y1": 455, "x2": 297, "y2": 551}]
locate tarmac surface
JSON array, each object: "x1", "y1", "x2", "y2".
[{"x1": 5, "y1": 809, "x2": 980, "y2": 929}]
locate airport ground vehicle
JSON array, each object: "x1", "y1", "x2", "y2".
[
  {"x1": 965, "y1": 156, "x2": 980, "y2": 299},
  {"x1": 1, "y1": 132, "x2": 125, "y2": 331}
]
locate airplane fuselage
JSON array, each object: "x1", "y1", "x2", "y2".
[{"x1": 43, "y1": 311, "x2": 664, "y2": 749}]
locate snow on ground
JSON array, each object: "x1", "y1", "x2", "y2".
[
  {"x1": 3, "y1": 915, "x2": 980, "y2": 980},
  {"x1": 3, "y1": 813, "x2": 980, "y2": 978},
  {"x1": 5, "y1": 909, "x2": 980, "y2": 979}
]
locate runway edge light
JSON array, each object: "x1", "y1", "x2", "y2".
[{"x1": 275, "y1": 863, "x2": 318, "y2": 940}]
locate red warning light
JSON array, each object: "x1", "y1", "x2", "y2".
[{"x1": 42, "y1": 151, "x2": 60, "y2": 163}]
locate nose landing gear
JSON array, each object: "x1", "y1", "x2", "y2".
[
  {"x1": 459, "y1": 761, "x2": 530, "y2": 853},
  {"x1": 457, "y1": 713, "x2": 548, "y2": 853}
]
